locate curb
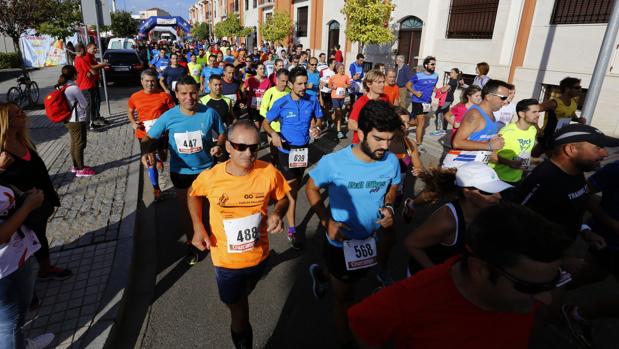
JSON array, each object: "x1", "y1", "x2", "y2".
[{"x1": 80, "y1": 137, "x2": 141, "y2": 348}]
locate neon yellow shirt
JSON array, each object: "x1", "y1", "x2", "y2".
[
  {"x1": 187, "y1": 62, "x2": 203, "y2": 83},
  {"x1": 196, "y1": 55, "x2": 209, "y2": 66},
  {"x1": 260, "y1": 86, "x2": 290, "y2": 132},
  {"x1": 491, "y1": 122, "x2": 537, "y2": 183}
]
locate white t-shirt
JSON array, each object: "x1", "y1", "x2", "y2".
[
  {"x1": 494, "y1": 103, "x2": 516, "y2": 125},
  {"x1": 0, "y1": 185, "x2": 40, "y2": 279},
  {"x1": 64, "y1": 82, "x2": 89, "y2": 122},
  {"x1": 320, "y1": 68, "x2": 336, "y2": 93}
]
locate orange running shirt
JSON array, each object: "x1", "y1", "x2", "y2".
[
  {"x1": 384, "y1": 84, "x2": 400, "y2": 105},
  {"x1": 128, "y1": 90, "x2": 175, "y2": 138},
  {"x1": 190, "y1": 160, "x2": 291, "y2": 269},
  {"x1": 329, "y1": 74, "x2": 351, "y2": 99}
]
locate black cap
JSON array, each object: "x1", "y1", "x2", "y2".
[{"x1": 553, "y1": 123, "x2": 619, "y2": 147}]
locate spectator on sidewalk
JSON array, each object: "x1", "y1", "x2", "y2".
[
  {"x1": 74, "y1": 43, "x2": 109, "y2": 130},
  {"x1": 58, "y1": 65, "x2": 95, "y2": 177},
  {"x1": 0, "y1": 103, "x2": 73, "y2": 281},
  {"x1": 0, "y1": 183, "x2": 55, "y2": 349},
  {"x1": 395, "y1": 55, "x2": 413, "y2": 111}
]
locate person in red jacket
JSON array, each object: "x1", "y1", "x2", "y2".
[
  {"x1": 73, "y1": 43, "x2": 109, "y2": 130},
  {"x1": 348, "y1": 203, "x2": 572, "y2": 349}
]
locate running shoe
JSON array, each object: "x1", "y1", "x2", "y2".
[
  {"x1": 309, "y1": 264, "x2": 328, "y2": 300},
  {"x1": 288, "y1": 232, "x2": 302, "y2": 251},
  {"x1": 76, "y1": 167, "x2": 96, "y2": 177},
  {"x1": 561, "y1": 305, "x2": 592, "y2": 348},
  {"x1": 337, "y1": 131, "x2": 346, "y2": 139},
  {"x1": 377, "y1": 270, "x2": 395, "y2": 287},
  {"x1": 89, "y1": 123, "x2": 103, "y2": 131},
  {"x1": 186, "y1": 245, "x2": 200, "y2": 266},
  {"x1": 25, "y1": 333, "x2": 55, "y2": 349},
  {"x1": 38, "y1": 266, "x2": 73, "y2": 281},
  {"x1": 96, "y1": 117, "x2": 111, "y2": 125},
  {"x1": 429, "y1": 130, "x2": 443, "y2": 136},
  {"x1": 70, "y1": 167, "x2": 79, "y2": 173}
]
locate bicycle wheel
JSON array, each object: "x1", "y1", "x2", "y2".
[
  {"x1": 6, "y1": 87, "x2": 22, "y2": 104},
  {"x1": 27, "y1": 81, "x2": 39, "y2": 105}
]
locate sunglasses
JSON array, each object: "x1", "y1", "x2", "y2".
[
  {"x1": 489, "y1": 93, "x2": 509, "y2": 101},
  {"x1": 228, "y1": 141, "x2": 259, "y2": 153},
  {"x1": 308, "y1": 63, "x2": 317, "y2": 66},
  {"x1": 490, "y1": 263, "x2": 572, "y2": 294}
]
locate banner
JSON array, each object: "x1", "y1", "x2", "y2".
[{"x1": 19, "y1": 34, "x2": 69, "y2": 68}]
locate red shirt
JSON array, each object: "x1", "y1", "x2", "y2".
[
  {"x1": 74, "y1": 55, "x2": 96, "y2": 90},
  {"x1": 350, "y1": 94, "x2": 388, "y2": 144},
  {"x1": 335, "y1": 50, "x2": 343, "y2": 63},
  {"x1": 348, "y1": 257, "x2": 537, "y2": 349}
]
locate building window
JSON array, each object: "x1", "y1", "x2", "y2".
[
  {"x1": 297, "y1": 6, "x2": 308, "y2": 37},
  {"x1": 446, "y1": 0, "x2": 499, "y2": 39},
  {"x1": 235, "y1": 0, "x2": 239, "y2": 12},
  {"x1": 550, "y1": 0, "x2": 614, "y2": 24},
  {"x1": 245, "y1": 0, "x2": 249, "y2": 10},
  {"x1": 254, "y1": 0, "x2": 257, "y2": 8}
]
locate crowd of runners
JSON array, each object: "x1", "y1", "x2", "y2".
[{"x1": 0, "y1": 37, "x2": 618, "y2": 349}]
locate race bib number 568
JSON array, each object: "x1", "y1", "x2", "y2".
[{"x1": 343, "y1": 236, "x2": 377, "y2": 271}]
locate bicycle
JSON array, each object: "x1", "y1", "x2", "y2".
[{"x1": 6, "y1": 72, "x2": 39, "y2": 107}]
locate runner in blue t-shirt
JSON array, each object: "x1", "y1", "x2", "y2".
[
  {"x1": 306, "y1": 57, "x2": 321, "y2": 98},
  {"x1": 142, "y1": 76, "x2": 225, "y2": 265},
  {"x1": 306, "y1": 99, "x2": 401, "y2": 343},
  {"x1": 349, "y1": 53, "x2": 366, "y2": 105},
  {"x1": 149, "y1": 48, "x2": 170, "y2": 78},
  {"x1": 200, "y1": 55, "x2": 224, "y2": 94},
  {"x1": 263, "y1": 67, "x2": 323, "y2": 250},
  {"x1": 405, "y1": 56, "x2": 439, "y2": 148}
]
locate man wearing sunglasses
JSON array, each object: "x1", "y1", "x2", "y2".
[
  {"x1": 405, "y1": 56, "x2": 439, "y2": 151},
  {"x1": 188, "y1": 120, "x2": 290, "y2": 349},
  {"x1": 263, "y1": 67, "x2": 323, "y2": 250},
  {"x1": 349, "y1": 203, "x2": 571, "y2": 349}
]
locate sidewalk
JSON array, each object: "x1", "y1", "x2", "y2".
[{"x1": 0, "y1": 67, "x2": 142, "y2": 348}]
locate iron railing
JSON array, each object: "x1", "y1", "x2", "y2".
[
  {"x1": 446, "y1": 0, "x2": 499, "y2": 39},
  {"x1": 550, "y1": 0, "x2": 614, "y2": 24}
]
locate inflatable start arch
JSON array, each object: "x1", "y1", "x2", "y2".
[{"x1": 138, "y1": 16, "x2": 192, "y2": 41}]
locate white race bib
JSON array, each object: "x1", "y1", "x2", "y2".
[
  {"x1": 251, "y1": 96, "x2": 262, "y2": 109},
  {"x1": 224, "y1": 94, "x2": 237, "y2": 104},
  {"x1": 517, "y1": 151, "x2": 532, "y2": 169},
  {"x1": 336, "y1": 87, "x2": 346, "y2": 97},
  {"x1": 442, "y1": 150, "x2": 491, "y2": 169},
  {"x1": 173, "y1": 131, "x2": 204, "y2": 154},
  {"x1": 223, "y1": 213, "x2": 262, "y2": 253},
  {"x1": 422, "y1": 103, "x2": 432, "y2": 113},
  {"x1": 143, "y1": 119, "x2": 156, "y2": 133},
  {"x1": 288, "y1": 148, "x2": 308, "y2": 168},
  {"x1": 343, "y1": 236, "x2": 377, "y2": 271},
  {"x1": 171, "y1": 81, "x2": 178, "y2": 91}
]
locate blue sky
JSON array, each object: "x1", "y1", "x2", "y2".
[{"x1": 118, "y1": 0, "x2": 195, "y2": 18}]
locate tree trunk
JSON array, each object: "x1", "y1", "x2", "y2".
[
  {"x1": 358, "y1": 42, "x2": 365, "y2": 57},
  {"x1": 12, "y1": 37, "x2": 27, "y2": 76}
]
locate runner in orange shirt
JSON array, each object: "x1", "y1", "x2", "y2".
[
  {"x1": 188, "y1": 119, "x2": 290, "y2": 349},
  {"x1": 328, "y1": 63, "x2": 351, "y2": 139},
  {"x1": 128, "y1": 69, "x2": 175, "y2": 201},
  {"x1": 383, "y1": 68, "x2": 400, "y2": 106}
]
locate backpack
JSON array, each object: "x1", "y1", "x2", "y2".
[{"x1": 44, "y1": 84, "x2": 75, "y2": 123}]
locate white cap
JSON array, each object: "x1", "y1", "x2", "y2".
[{"x1": 455, "y1": 162, "x2": 512, "y2": 193}]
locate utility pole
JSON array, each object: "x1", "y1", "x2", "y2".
[{"x1": 581, "y1": 0, "x2": 619, "y2": 125}]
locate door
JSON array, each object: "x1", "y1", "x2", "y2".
[
  {"x1": 397, "y1": 16, "x2": 423, "y2": 67},
  {"x1": 327, "y1": 21, "x2": 340, "y2": 54}
]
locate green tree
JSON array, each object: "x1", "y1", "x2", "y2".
[
  {"x1": 110, "y1": 11, "x2": 138, "y2": 38},
  {"x1": 0, "y1": 0, "x2": 54, "y2": 71},
  {"x1": 191, "y1": 22, "x2": 209, "y2": 41},
  {"x1": 260, "y1": 10, "x2": 293, "y2": 44},
  {"x1": 214, "y1": 14, "x2": 252, "y2": 42},
  {"x1": 37, "y1": 0, "x2": 83, "y2": 39},
  {"x1": 341, "y1": 0, "x2": 395, "y2": 52}
]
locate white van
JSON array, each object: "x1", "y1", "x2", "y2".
[{"x1": 107, "y1": 38, "x2": 137, "y2": 50}]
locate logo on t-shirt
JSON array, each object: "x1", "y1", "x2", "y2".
[
  {"x1": 518, "y1": 138, "x2": 532, "y2": 151},
  {"x1": 347, "y1": 180, "x2": 387, "y2": 193}
]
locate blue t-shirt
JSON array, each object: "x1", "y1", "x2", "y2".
[
  {"x1": 200, "y1": 66, "x2": 224, "y2": 93},
  {"x1": 306, "y1": 70, "x2": 320, "y2": 96},
  {"x1": 224, "y1": 55, "x2": 235, "y2": 63},
  {"x1": 266, "y1": 94, "x2": 323, "y2": 152},
  {"x1": 349, "y1": 62, "x2": 364, "y2": 81},
  {"x1": 309, "y1": 145, "x2": 401, "y2": 247},
  {"x1": 410, "y1": 71, "x2": 439, "y2": 103},
  {"x1": 147, "y1": 105, "x2": 225, "y2": 175},
  {"x1": 150, "y1": 56, "x2": 170, "y2": 78},
  {"x1": 588, "y1": 160, "x2": 619, "y2": 250},
  {"x1": 161, "y1": 66, "x2": 187, "y2": 90}
]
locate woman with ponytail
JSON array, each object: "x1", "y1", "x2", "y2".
[{"x1": 57, "y1": 65, "x2": 94, "y2": 177}]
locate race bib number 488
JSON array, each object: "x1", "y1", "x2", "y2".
[{"x1": 223, "y1": 213, "x2": 262, "y2": 253}]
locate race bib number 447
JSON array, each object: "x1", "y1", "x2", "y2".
[
  {"x1": 224, "y1": 213, "x2": 262, "y2": 253},
  {"x1": 343, "y1": 236, "x2": 377, "y2": 271},
  {"x1": 174, "y1": 131, "x2": 203, "y2": 154}
]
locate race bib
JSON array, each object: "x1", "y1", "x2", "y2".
[
  {"x1": 171, "y1": 81, "x2": 178, "y2": 91},
  {"x1": 343, "y1": 236, "x2": 377, "y2": 271},
  {"x1": 288, "y1": 148, "x2": 308, "y2": 168},
  {"x1": 174, "y1": 131, "x2": 203, "y2": 154},
  {"x1": 251, "y1": 96, "x2": 262, "y2": 109},
  {"x1": 517, "y1": 151, "x2": 532, "y2": 169},
  {"x1": 224, "y1": 94, "x2": 237, "y2": 103},
  {"x1": 224, "y1": 213, "x2": 262, "y2": 253},
  {"x1": 159, "y1": 65, "x2": 167, "y2": 71},
  {"x1": 192, "y1": 68, "x2": 200, "y2": 76},
  {"x1": 336, "y1": 87, "x2": 346, "y2": 97},
  {"x1": 143, "y1": 119, "x2": 156, "y2": 133},
  {"x1": 442, "y1": 150, "x2": 491, "y2": 169},
  {"x1": 422, "y1": 103, "x2": 432, "y2": 113}
]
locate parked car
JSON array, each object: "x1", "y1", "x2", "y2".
[
  {"x1": 107, "y1": 38, "x2": 137, "y2": 50},
  {"x1": 102, "y1": 49, "x2": 145, "y2": 85}
]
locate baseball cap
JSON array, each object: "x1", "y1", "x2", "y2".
[
  {"x1": 553, "y1": 123, "x2": 619, "y2": 147},
  {"x1": 455, "y1": 162, "x2": 513, "y2": 193}
]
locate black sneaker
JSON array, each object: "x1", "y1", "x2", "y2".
[
  {"x1": 96, "y1": 117, "x2": 111, "y2": 125},
  {"x1": 288, "y1": 232, "x2": 302, "y2": 251},
  {"x1": 38, "y1": 266, "x2": 73, "y2": 281},
  {"x1": 89, "y1": 123, "x2": 103, "y2": 131},
  {"x1": 309, "y1": 264, "x2": 327, "y2": 300},
  {"x1": 186, "y1": 245, "x2": 200, "y2": 266},
  {"x1": 561, "y1": 304, "x2": 592, "y2": 348}
]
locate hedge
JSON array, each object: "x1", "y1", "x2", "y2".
[{"x1": 0, "y1": 53, "x2": 20, "y2": 69}]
